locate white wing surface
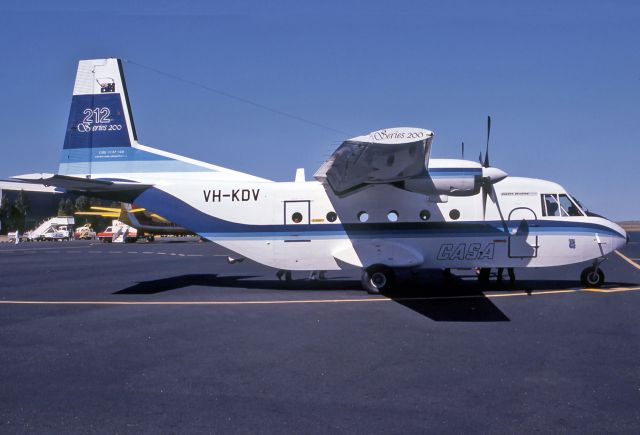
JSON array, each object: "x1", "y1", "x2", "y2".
[{"x1": 314, "y1": 127, "x2": 433, "y2": 195}]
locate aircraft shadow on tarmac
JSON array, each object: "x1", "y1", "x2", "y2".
[
  {"x1": 114, "y1": 269, "x2": 637, "y2": 322},
  {"x1": 113, "y1": 269, "x2": 640, "y2": 322}
]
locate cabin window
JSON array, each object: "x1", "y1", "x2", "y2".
[
  {"x1": 387, "y1": 211, "x2": 399, "y2": 222},
  {"x1": 357, "y1": 211, "x2": 369, "y2": 222},
  {"x1": 449, "y1": 209, "x2": 460, "y2": 220},
  {"x1": 326, "y1": 211, "x2": 337, "y2": 222},
  {"x1": 291, "y1": 212, "x2": 303, "y2": 223},
  {"x1": 419, "y1": 210, "x2": 431, "y2": 221}
]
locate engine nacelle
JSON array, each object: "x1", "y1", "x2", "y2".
[{"x1": 403, "y1": 166, "x2": 507, "y2": 197}]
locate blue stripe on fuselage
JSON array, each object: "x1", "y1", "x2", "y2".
[{"x1": 132, "y1": 187, "x2": 625, "y2": 241}]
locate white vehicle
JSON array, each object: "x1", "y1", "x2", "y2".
[
  {"x1": 26, "y1": 216, "x2": 75, "y2": 241},
  {"x1": 15, "y1": 58, "x2": 627, "y2": 292},
  {"x1": 41, "y1": 225, "x2": 71, "y2": 241}
]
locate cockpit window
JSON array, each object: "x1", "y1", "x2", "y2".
[
  {"x1": 559, "y1": 194, "x2": 584, "y2": 216},
  {"x1": 541, "y1": 194, "x2": 560, "y2": 216},
  {"x1": 541, "y1": 194, "x2": 584, "y2": 217}
]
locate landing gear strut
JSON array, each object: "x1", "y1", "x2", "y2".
[
  {"x1": 580, "y1": 258, "x2": 606, "y2": 288},
  {"x1": 361, "y1": 265, "x2": 395, "y2": 294},
  {"x1": 477, "y1": 267, "x2": 491, "y2": 283}
]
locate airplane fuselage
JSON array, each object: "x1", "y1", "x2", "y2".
[
  {"x1": 105, "y1": 159, "x2": 627, "y2": 273},
  {"x1": 16, "y1": 58, "x2": 627, "y2": 291}
]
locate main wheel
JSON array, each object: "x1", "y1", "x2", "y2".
[
  {"x1": 362, "y1": 265, "x2": 395, "y2": 294},
  {"x1": 580, "y1": 266, "x2": 605, "y2": 287}
]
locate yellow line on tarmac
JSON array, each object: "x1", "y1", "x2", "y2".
[
  {"x1": 1, "y1": 288, "x2": 630, "y2": 306},
  {"x1": 582, "y1": 286, "x2": 640, "y2": 293},
  {"x1": 615, "y1": 250, "x2": 640, "y2": 271},
  {"x1": 0, "y1": 298, "x2": 389, "y2": 306}
]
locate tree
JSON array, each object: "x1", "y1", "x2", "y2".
[
  {"x1": 75, "y1": 195, "x2": 90, "y2": 212},
  {"x1": 13, "y1": 190, "x2": 30, "y2": 232},
  {"x1": 64, "y1": 198, "x2": 75, "y2": 216},
  {"x1": 58, "y1": 198, "x2": 66, "y2": 216},
  {"x1": 0, "y1": 194, "x2": 11, "y2": 234}
]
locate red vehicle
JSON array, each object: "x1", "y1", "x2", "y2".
[
  {"x1": 97, "y1": 225, "x2": 114, "y2": 243},
  {"x1": 97, "y1": 223, "x2": 139, "y2": 243}
]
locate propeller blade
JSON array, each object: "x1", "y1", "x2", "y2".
[
  {"x1": 480, "y1": 179, "x2": 492, "y2": 219},
  {"x1": 478, "y1": 151, "x2": 483, "y2": 165},
  {"x1": 483, "y1": 115, "x2": 491, "y2": 167},
  {"x1": 482, "y1": 181, "x2": 488, "y2": 218},
  {"x1": 481, "y1": 178, "x2": 509, "y2": 232},
  {"x1": 461, "y1": 141, "x2": 465, "y2": 159}
]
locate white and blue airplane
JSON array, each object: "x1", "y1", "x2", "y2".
[{"x1": 14, "y1": 58, "x2": 628, "y2": 293}]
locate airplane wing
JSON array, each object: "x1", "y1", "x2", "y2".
[
  {"x1": 0, "y1": 180, "x2": 61, "y2": 193},
  {"x1": 11, "y1": 173, "x2": 152, "y2": 202},
  {"x1": 314, "y1": 127, "x2": 433, "y2": 195},
  {"x1": 88, "y1": 206, "x2": 120, "y2": 213},
  {"x1": 75, "y1": 211, "x2": 120, "y2": 217}
]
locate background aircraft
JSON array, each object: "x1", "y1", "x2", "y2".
[{"x1": 76, "y1": 203, "x2": 193, "y2": 239}]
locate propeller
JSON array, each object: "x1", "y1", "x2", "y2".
[
  {"x1": 483, "y1": 115, "x2": 491, "y2": 168},
  {"x1": 479, "y1": 115, "x2": 507, "y2": 229},
  {"x1": 461, "y1": 141, "x2": 465, "y2": 159}
]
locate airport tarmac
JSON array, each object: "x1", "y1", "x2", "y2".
[{"x1": 1, "y1": 235, "x2": 639, "y2": 433}]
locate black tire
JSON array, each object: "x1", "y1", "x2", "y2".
[
  {"x1": 362, "y1": 265, "x2": 395, "y2": 294},
  {"x1": 580, "y1": 266, "x2": 605, "y2": 288}
]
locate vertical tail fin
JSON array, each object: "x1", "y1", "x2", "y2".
[
  {"x1": 58, "y1": 58, "x2": 267, "y2": 181},
  {"x1": 63, "y1": 59, "x2": 137, "y2": 151},
  {"x1": 60, "y1": 58, "x2": 138, "y2": 175}
]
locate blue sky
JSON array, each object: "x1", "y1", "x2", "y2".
[{"x1": 1, "y1": 1, "x2": 638, "y2": 220}]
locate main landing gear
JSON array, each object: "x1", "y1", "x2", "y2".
[
  {"x1": 276, "y1": 269, "x2": 292, "y2": 282},
  {"x1": 361, "y1": 265, "x2": 395, "y2": 294},
  {"x1": 580, "y1": 258, "x2": 606, "y2": 288},
  {"x1": 476, "y1": 267, "x2": 516, "y2": 284}
]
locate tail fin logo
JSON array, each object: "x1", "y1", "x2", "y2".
[
  {"x1": 97, "y1": 78, "x2": 115, "y2": 93},
  {"x1": 77, "y1": 106, "x2": 120, "y2": 133},
  {"x1": 64, "y1": 93, "x2": 131, "y2": 149}
]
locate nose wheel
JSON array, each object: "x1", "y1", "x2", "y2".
[{"x1": 580, "y1": 259, "x2": 606, "y2": 287}]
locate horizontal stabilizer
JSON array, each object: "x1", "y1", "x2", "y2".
[
  {"x1": 12, "y1": 173, "x2": 152, "y2": 202},
  {"x1": 0, "y1": 180, "x2": 61, "y2": 193}
]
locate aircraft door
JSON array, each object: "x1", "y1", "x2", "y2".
[
  {"x1": 284, "y1": 201, "x2": 310, "y2": 225},
  {"x1": 508, "y1": 207, "x2": 539, "y2": 258},
  {"x1": 276, "y1": 200, "x2": 314, "y2": 269}
]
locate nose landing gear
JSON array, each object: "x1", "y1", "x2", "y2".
[{"x1": 580, "y1": 258, "x2": 606, "y2": 288}]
